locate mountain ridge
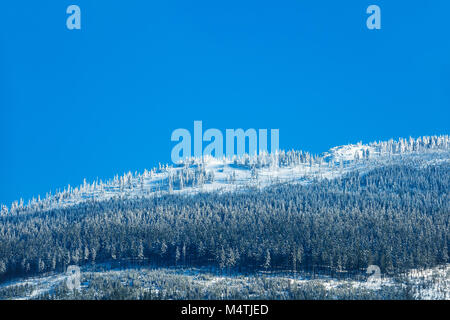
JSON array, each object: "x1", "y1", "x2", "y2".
[{"x1": 2, "y1": 135, "x2": 449, "y2": 215}]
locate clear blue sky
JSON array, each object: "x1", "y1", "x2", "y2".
[{"x1": 1, "y1": 1, "x2": 449, "y2": 206}]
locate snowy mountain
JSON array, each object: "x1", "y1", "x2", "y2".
[
  {"x1": 1, "y1": 135, "x2": 449, "y2": 300},
  {"x1": 2, "y1": 135, "x2": 449, "y2": 216}
]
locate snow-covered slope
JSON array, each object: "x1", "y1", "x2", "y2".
[
  {"x1": 2, "y1": 135, "x2": 449, "y2": 215},
  {"x1": 1, "y1": 264, "x2": 448, "y2": 300}
]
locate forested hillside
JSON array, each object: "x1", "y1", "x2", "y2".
[{"x1": 1, "y1": 163, "x2": 448, "y2": 283}]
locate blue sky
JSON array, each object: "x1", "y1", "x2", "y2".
[{"x1": 1, "y1": 0, "x2": 449, "y2": 205}]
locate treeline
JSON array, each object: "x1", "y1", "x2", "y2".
[
  {"x1": 2, "y1": 135, "x2": 448, "y2": 216},
  {"x1": 0, "y1": 164, "x2": 449, "y2": 282}
]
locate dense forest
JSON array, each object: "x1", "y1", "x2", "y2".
[{"x1": 0, "y1": 162, "x2": 448, "y2": 284}]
